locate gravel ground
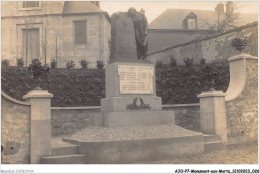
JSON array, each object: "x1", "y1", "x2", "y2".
[
  {"x1": 140, "y1": 141, "x2": 258, "y2": 164},
  {"x1": 67, "y1": 124, "x2": 201, "y2": 142}
]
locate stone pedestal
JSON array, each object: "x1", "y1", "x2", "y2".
[
  {"x1": 197, "y1": 91, "x2": 227, "y2": 142},
  {"x1": 104, "y1": 111, "x2": 175, "y2": 127},
  {"x1": 101, "y1": 62, "x2": 162, "y2": 112},
  {"x1": 101, "y1": 62, "x2": 174, "y2": 127},
  {"x1": 23, "y1": 89, "x2": 53, "y2": 164}
]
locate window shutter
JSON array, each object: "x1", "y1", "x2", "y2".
[{"x1": 74, "y1": 21, "x2": 87, "y2": 45}]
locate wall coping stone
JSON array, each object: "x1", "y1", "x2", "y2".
[
  {"x1": 52, "y1": 104, "x2": 199, "y2": 110},
  {"x1": 23, "y1": 90, "x2": 53, "y2": 100},
  {"x1": 197, "y1": 90, "x2": 226, "y2": 98},
  {"x1": 51, "y1": 106, "x2": 101, "y2": 110},
  {"x1": 228, "y1": 53, "x2": 258, "y2": 62},
  {"x1": 162, "y1": 103, "x2": 200, "y2": 108},
  {"x1": 1, "y1": 90, "x2": 31, "y2": 106}
]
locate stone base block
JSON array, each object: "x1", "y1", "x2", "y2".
[
  {"x1": 64, "y1": 133, "x2": 204, "y2": 164},
  {"x1": 103, "y1": 110, "x2": 175, "y2": 127},
  {"x1": 101, "y1": 96, "x2": 162, "y2": 112}
]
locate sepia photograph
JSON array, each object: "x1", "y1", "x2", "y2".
[{"x1": 0, "y1": 0, "x2": 258, "y2": 173}]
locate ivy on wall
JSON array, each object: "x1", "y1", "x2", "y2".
[{"x1": 1, "y1": 61, "x2": 229, "y2": 106}]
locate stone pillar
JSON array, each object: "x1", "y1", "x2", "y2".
[
  {"x1": 23, "y1": 89, "x2": 53, "y2": 164},
  {"x1": 197, "y1": 91, "x2": 227, "y2": 142}
]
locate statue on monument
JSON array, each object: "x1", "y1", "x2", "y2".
[
  {"x1": 127, "y1": 8, "x2": 148, "y2": 60},
  {"x1": 110, "y1": 7, "x2": 148, "y2": 61}
]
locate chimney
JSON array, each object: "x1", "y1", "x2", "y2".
[
  {"x1": 91, "y1": 1, "x2": 100, "y2": 7},
  {"x1": 140, "y1": 8, "x2": 145, "y2": 14},
  {"x1": 226, "y1": 1, "x2": 234, "y2": 14},
  {"x1": 215, "y1": 2, "x2": 224, "y2": 14}
]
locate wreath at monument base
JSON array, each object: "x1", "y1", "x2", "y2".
[{"x1": 126, "y1": 97, "x2": 151, "y2": 110}]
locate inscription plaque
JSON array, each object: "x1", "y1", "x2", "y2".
[{"x1": 118, "y1": 65, "x2": 154, "y2": 94}]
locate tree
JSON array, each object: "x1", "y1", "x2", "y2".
[
  {"x1": 41, "y1": 27, "x2": 49, "y2": 66},
  {"x1": 202, "y1": 1, "x2": 241, "y2": 33}
]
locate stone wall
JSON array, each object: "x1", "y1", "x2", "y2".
[
  {"x1": 163, "y1": 104, "x2": 200, "y2": 131},
  {"x1": 51, "y1": 107, "x2": 102, "y2": 136},
  {"x1": 1, "y1": 92, "x2": 31, "y2": 164},
  {"x1": 147, "y1": 29, "x2": 212, "y2": 54},
  {"x1": 225, "y1": 58, "x2": 258, "y2": 145},
  {"x1": 147, "y1": 22, "x2": 258, "y2": 65}
]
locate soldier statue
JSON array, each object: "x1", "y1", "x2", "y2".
[{"x1": 127, "y1": 8, "x2": 148, "y2": 59}]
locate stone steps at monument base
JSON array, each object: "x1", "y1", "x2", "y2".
[
  {"x1": 40, "y1": 154, "x2": 86, "y2": 164},
  {"x1": 204, "y1": 141, "x2": 226, "y2": 152},
  {"x1": 51, "y1": 145, "x2": 79, "y2": 156},
  {"x1": 203, "y1": 134, "x2": 218, "y2": 142}
]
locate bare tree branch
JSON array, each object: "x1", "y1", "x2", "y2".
[{"x1": 201, "y1": 2, "x2": 241, "y2": 33}]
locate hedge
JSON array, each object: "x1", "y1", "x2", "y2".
[
  {"x1": 156, "y1": 61, "x2": 230, "y2": 104},
  {"x1": 1, "y1": 62, "x2": 229, "y2": 106},
  {"x1": 1, "y1": 67, "x2": 105, "y2": 107}
]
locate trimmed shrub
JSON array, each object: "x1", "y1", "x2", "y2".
[
  {"x1": 51, "y1": 59, "x2": 57, "y2": 68},
  {"x1": 200, "y1": 58, "x2": 206, "y2": 65},
  {"x1": 170, "y1": 56, "x2": 177, "y2": 67},
  {"x1": 96, "y1": 60, "x2": 105, "y2": 69},
  {"x1": 183, "y1": 57, "x2": 193, "y2": 66},
  {"x1": 155, "y1": 60, "x2": 162, "y2": 68},
  {"x1": 16, "y1": 58, "x2": 24, "y2": 67},
  {"x1": 80, "y1": 59, "x2": 89, "y2": 69},
  {"x1": 66, "y1": 60, "x2": 75, "y2": 69},
  {"x1": 1, "y1": 59, "x2": 10, "y2": 68},
  {"x1": 27, "y1": 59, "x2": 50, "y2": 79}
]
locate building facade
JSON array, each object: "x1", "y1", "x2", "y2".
[
  {"x1": 1, "y1": 1, "x2": 111, "y2": 68},
  {"x1": 148, "y1": 2, "x2": 257, "y2": 54}
]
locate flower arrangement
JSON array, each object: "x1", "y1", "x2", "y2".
[{"x1": 231, "y1": 37, "x2": 248, "y2": 52}]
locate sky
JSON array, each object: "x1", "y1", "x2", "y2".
[{"x1": 100, "y1": 1, "x2": 258, "y2": 23}]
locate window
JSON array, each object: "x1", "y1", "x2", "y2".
[
  {"x1": 23, "y1": 1, "x2": 39, "y2": 8},
  {"x1": 74, "y1": 21, "x2": 87, "y2": 45},
  {"x1": 188, "y1": 19, "x2": 196, "y2": 29}
]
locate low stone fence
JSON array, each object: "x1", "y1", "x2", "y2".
[
  {"x1": 1, "y1": 92, "x2": 31, "y2": 164},
  {"x1": 51, "y1": 106, "x2": 102, "y2": 136},
  {"x1": 162, "y1": 103, "x2": 200, "y2": 131}
]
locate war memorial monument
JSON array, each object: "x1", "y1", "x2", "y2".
[{"x1": 58, "y1": 8, "x2": 204, "y2": 163}]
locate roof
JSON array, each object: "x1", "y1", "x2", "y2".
[
  {"x1": 149, "y1": 9, "x2": 258, "y2": 29},
  {"x1": 62, "y1": 1, "x2": 104, "y2": 14}
]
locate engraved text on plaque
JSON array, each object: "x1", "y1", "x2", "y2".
[{"x1": 118, "y1": 65, "x2": 154, "y2": 94}]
